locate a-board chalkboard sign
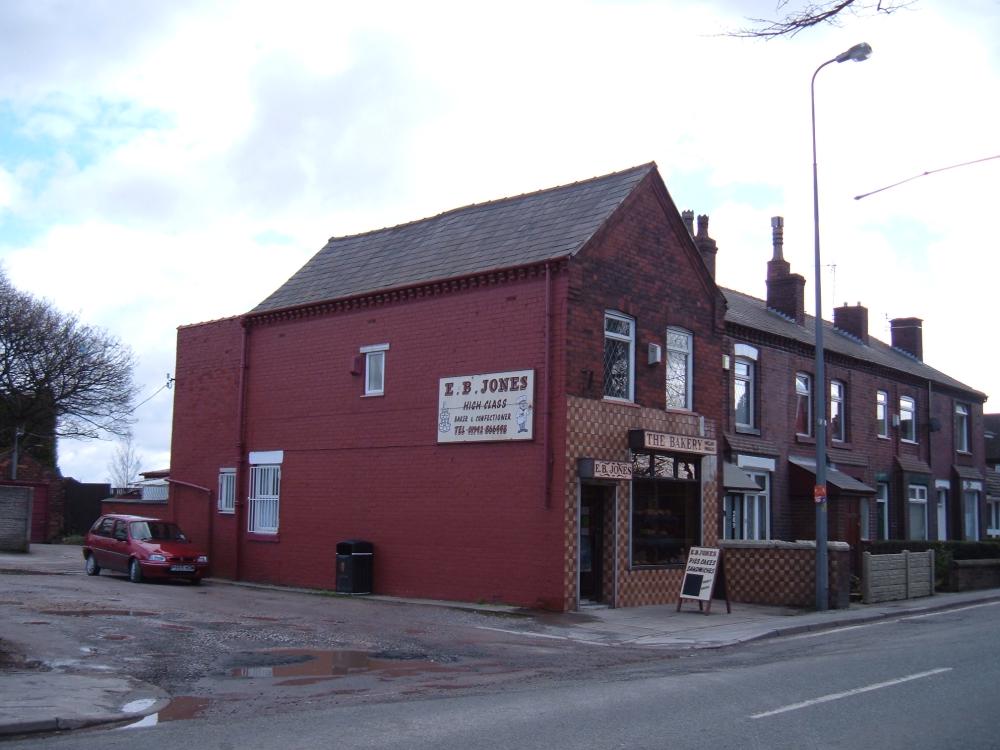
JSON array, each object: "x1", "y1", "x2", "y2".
[{"x1": 677, "y1": 546, "x2": 730, "y2": 614}]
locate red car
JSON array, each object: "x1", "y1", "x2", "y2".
[{"x1": 83, "y1": 514, "x2": 209, "y2": 584}]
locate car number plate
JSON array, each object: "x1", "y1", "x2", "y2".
[{"x1": 171, "y1": 564, "x2": 196, "y2": 572}]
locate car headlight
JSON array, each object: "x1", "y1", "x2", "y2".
[
  {"x1": 197, "y1": 555, "x2": 209, "y2": 564},
  {"x1": 148, "y1": 554, "x2": 166, "y2": 562}
]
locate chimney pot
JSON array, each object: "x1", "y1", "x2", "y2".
[
  {"x1": 691, "y1": 213, "x2": 717, "y2": 279},
  {"x1": 681, "y1": 210, "x2": 694, "y2": 237}
]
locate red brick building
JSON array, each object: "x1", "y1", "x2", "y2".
[
  {"x1": 712, "y1": 215, "x2": 989, "y2": 566},
  {"x1": 169, "y1": 163, "x2": 989, "y2": 610},
  {"x1": 169, "y1": 164, "x2": 728, "y2": 610}
]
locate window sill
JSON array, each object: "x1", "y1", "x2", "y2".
[
  {"x1": 956, "y1": 450, "x2": 973, "y2": 456},
  {"x1": 735, "y1": 426, "x2": 760, "y2": 436},
  {"x1": 217, "y1": 509, "x2": 235, "y2": 516},
  {"x1": 602, "y1": 397, "x2": 640, "y2": 408},
  {"x1": 247, "y1": 532, "x2": 280, "y2": 543},
  {"x1": 876, "y1": 434, "x2": 891, "y2": 441},
  {"x1": 362, "y1": 392, "x2": 384, "y2": 398},
  {"x1": 900, "y1": 439, "x2": 919, "y2": 446},
  {"x1": 831, "y1": 440, "x2": 852, "y2": 450},
  {"x1": 795, "y1": 434, "x2": 816, "y2": 445}
]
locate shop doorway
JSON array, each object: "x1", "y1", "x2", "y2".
[{"x1": 580, "y1": 484, "x2": 611, "y2": 603}]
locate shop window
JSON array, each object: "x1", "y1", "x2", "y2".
[
  {"x1": 830, "y1": 380, "x2": 846, "y2": 442},
  {"x1": 876, "y1": 482, "x2": 889, "y2": 540},
  {"x1": 630, "y1": 452, "x2": 700, "y2": 567},
  {"x1": 795, "y1": 372, "x2": 813, "y2": 437},
  {"x1": 249, "y1": 464, "x2": 281, "y2": 534},
  {"x1": 899, "y1": 396, "x2": 917, "y2": 443},
  {"x1": 734, "y1": 344, "x2": 758, "y2": 431},
  {"x1": 954, "y1": 402, "x2": 970, "y2": 453},
  {"x1": 723, "y1": 472, "x2": 769, "y2": 540},
  {"x1": 361, "y1": 343, "x2": 388, "y2": 396},
  {"x1": 218, "y1": 468, "x2": 236, "y2": 514},
  {"x1": 603, "y1": 312, "x2": 634, "y2": 401},
  {"x1": 666, "y1": 327, "x2": 693, "y2": 410},
  {"x1": 876, "y1": 390, "x2": 889, "y2": 438},
  {"x1": 907, "y1": 484, "x2": 928, "y2": 540}
]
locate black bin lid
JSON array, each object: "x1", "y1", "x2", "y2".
[{"x1": 336, "y1": 539, "x2": 373, "y2": 555}]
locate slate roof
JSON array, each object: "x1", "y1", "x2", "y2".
[
  {"x1": 723, "y1": 288, "x2": 985, "y2": 399},
  {"x1": 253, "y1": 164, "x2": 656, "y2": 313}
]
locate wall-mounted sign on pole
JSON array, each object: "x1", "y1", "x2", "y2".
[{"x1": 677, "y1": 546, "x2": 730, "y2": 615}]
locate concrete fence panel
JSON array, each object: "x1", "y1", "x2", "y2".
[
  {"x1": 0, "y1": 485, "x2": 33, "y2": 552},
  {"x1": 862, "y1": 549, "x2": 935, "y2": 604}
]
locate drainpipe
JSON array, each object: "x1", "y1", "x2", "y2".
[
  {"x1": 235, "y1": 317, "x2": 250, "y2": 580},
  {"x1": 543, "y1": 263, "x2": 552, "y2": 509}
]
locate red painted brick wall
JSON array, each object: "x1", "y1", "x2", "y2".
[
  {"x1": 172, "y1": 275, "x2": 569, "y2": 609},
  {"x1": 169, "y1": 316, "x2": 244, "y2": 577}
]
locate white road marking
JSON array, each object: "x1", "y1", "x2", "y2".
[
  {"x1": 476, "y1": 625, "x2": 610, "y2": 646},
  {"x1": 750, "y1": 667, "x2": 953, "y2": 719},
  {"x1": 776, "y1": 601, "x2": 1000, "y2": 641}
]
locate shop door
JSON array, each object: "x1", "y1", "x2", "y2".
[{"x1": 580, "y1": 485, "x2": 605, "y2": 602}]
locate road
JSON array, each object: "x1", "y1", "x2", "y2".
[{"x1": 5, "y1": 548, "x2": 998, "y2": 750}]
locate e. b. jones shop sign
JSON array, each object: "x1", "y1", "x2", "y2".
[{"x1": 437, "y1": 369, "x2": 534, "y2": 443}]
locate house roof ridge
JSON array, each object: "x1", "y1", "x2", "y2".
[{"x1": 326, "y1": 163, "x2": 658, "y2": 243}]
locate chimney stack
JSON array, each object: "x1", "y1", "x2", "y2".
[
  {"x1": 834, "y1": 302, "x2": 869, "y2": 344},
  {"x1": 890, "y1": 317, "x2": 923, "y2": 360},
  {"x1": 681, "y1": 210, "x2": 695, "y2": 237},
  {"x1": 764, "y1": 216, "x2": 806, "y2": 324},
  {"x1": 693, "y1": 214, "x2": 717, "y2": 279}
]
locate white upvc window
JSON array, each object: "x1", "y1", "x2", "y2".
[
  {"x1": 361, "y1": 343, "x2": 389, "y2": 396},
  {"x1": 795, "y1": 373, "x2": 813, "y2": 437},
  {"x1": 954, "y1": 402, "x2": 970, "y2": 453},
  {"x1": 723, "y1": 471, "x2": 770, "y2": 540},
  {"x1": 899, "y1": 396, "x2": 917, "y2": 443},
  {"x1": 666, "y1": 327, "x2": 693, "y2": 410},
  {"x1": 987, "y1": 498, "x2": 1000, "y2": 539},
  {"x1": 218, "y1": 468, "x2": 236, "y2": 514},
  {"x1": 830, "y1": 380, "x2": 846, "y2": 443},
  {"x1": 734, "y1": 344, "x2": 758, "y2": 431},
  {"x1": 603, "y1": 312, "x2": 634, "y2": 401},
  {"x1": 876, "y1": 482, "x2": 890, "y2": 540},
  {"x1": 248, "y1": 463, "x2": 281, "y2": 534},
  {"x1": 963, "y1": 481, "x2": 982, "y2": 540},
  {"x1": 876, "y1": 390, "x2": 889, "y2": 438},
  {"x1": 907, "y1": 484, "x2": 928, "y2": 540}
]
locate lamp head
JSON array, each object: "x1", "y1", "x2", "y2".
[{"x1": 835, "y1": 42, "x2": 872, "y2": 63}]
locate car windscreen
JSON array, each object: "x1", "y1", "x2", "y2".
[{"x1": 129, "y1": 521, "x2": 188, "y2": 542}]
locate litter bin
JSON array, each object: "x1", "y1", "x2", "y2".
[{"x1": 336, "y1": 540, "x2": 373, "y2": 594}]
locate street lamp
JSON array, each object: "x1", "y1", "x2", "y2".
[{"x1": 811, "y1": 41, "x2": 871, "y2": 611}]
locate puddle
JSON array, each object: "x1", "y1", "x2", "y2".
[
  {"x1": 39, "y1": 609, "x2": 158, "y2": 617},
  {"x1": 121, "y1": 698, "x2": 158, "y2": 714},
  {"x1": 229, "y1": 649, "x2": 461, "y2": 680},
  {"x1": 159, "y1": 695, "x2": 211, "y2": 722},
  {"x1": 101, "y1": 634, "x2": 131, "y2": 641}
]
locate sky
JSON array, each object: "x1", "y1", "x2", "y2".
[{"x1": 1, "y1": 0, "x2": 998, "y2": 483}]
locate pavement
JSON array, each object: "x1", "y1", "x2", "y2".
[{"x1": 2, "y1": 543, "x2": 1000, "y2": 737}]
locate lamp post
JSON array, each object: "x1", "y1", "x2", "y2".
[{"x1": 811, "y1": 41, "x2": 871, "y2": 611}]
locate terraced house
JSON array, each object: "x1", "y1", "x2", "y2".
[{"x1": 168, "y1": 163, "x2": 988, "y2": 610}]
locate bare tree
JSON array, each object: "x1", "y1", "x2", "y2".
[
  {"x1": 728, "y1": 0, "x2": 914, "y2": 39},
  {"x1": 108, "y1": 434, "x2": 143, "y2": 489},
  {"x1": 0, "y1": 266, "x2": 137, "y2": 467}
]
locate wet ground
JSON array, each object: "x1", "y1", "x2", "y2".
[{"x1": 1, "y1": 546, "x2": 662, "y2": 726}]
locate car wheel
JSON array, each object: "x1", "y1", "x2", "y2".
[
  {"x1": 129, "y1": 559, "x2": 143, "y2": 584},
  {"x1": 85, "y1": 554, "x2": 101, "y2": 576}
]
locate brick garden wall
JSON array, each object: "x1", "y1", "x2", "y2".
[{"x1": 720, "y1": 540, "x2": 851, "y2": 609}]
